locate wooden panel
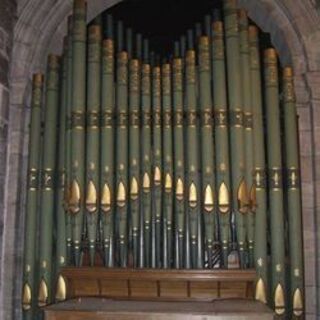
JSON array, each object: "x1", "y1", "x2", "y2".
[
  {"x1": 44, "y1": 298, "x2": 274, "y2": 320},
  {"x1": 61, "y1": 268, "x2": 256, "y2": 302},
  {"x1": 130, "y1": 280, "x2": 157, "y2": 298},
  {"x1": 220, "y1": 281, "x2": 247, "y2": 299},
  {"x1": 100, "y1": 280, "x2": 128, "y2": 297},
  {"x1": 73, "y1": 279, "x2": 99, "y2": 297},
  {"x1": 160, "y1": 281, "x2": 188, "y2": 298},
  {"x1": 190, "y1": 281, "x2": 219, "y2": 299}
]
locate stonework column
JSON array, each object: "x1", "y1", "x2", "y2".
[{"x1": 0, "y1": 1, "x2": 17, "y2": 320}]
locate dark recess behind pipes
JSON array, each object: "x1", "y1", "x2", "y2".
[{"x1": 97, "y1": 0, "x2": 271, "y2": 58}]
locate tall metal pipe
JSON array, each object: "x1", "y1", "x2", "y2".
[
  {"x1": 38, "y1": 54, "x2": 61, "y2": 307},
  {"x1": 22, "y1": 73, "x2": 44, "y2": 318},
  {"x1": 223, "y1": 0, "x2": 249, "y2": 267},
  {"x1": 264, "y1": 48, "x2": 286, "y2": 317}
]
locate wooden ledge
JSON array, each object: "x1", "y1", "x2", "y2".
[{"x1": 60, "y1": 268, "x2": 256, "y2": 302}]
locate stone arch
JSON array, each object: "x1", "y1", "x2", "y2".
[{"x1": 1, "y1": 0, "x2": 319, "y2": 319}]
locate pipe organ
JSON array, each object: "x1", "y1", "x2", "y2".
[{"x1": 22, "y1": 0, "x2": 304, "y2": 319}]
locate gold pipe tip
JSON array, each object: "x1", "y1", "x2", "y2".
[
  {"x1": 103, "y1": 39, "x2": 113, "y2": 49},
  {"x1": 118, "y1": 51, "x2": 128, "y2": 61},
  {"x1": 199, "y1": 36, "x2": 209, "y2": 46},
  {"x1": 153, "y1": 66, "x2": 161, "y2": 75},
  {"x1": 142, "y1": 64, "x2": 151, "y2": 73},
  {"x1": 162, "y1": 63, "x2": 171, "y2": 73},
  {"x1": 248, "y1": 25, "x2": 258, "y2": 39},
  {"x1": 186, "y1": 49, "x2": 196, "y2": 60},
  {"x1": 33, "y1": 73, "x2": 44, "y2": 85},
  {"x1": 283, "y1": 66, "x2": 294, "y2": 78},
  {"x1": 130, "y1": 59, "x2": 140, "y2": 68},
  {"x1": 173, "y1": 58, "x2": 183, "y2": 67},
  {"x1": 89, "y1": 25, "x2": 102, "y2": 37},
  {"x1": 213, "y1": 21, "x2": 223, "y2": 33},
  {"x1": 264, "y1": 48, "x2": 277, "y2": 59}
]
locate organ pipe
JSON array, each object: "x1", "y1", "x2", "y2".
[{"x1": 22, "y1": 2, "x2": 305, "y2": 319}]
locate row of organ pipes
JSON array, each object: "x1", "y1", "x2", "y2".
[{"x1": 22, "y1": 0, "x2": 304, "y2": 319}]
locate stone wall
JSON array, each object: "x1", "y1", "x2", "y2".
[
  {"x1": 0, "y1": 1, "x2": 17, "y2": 320},
  {"x1": 0, "y1": 0, "x2": 320, "y2": 319}
]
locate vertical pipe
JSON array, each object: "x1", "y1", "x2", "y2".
[
  {"x1": 180, "y1": 36, "x2": 186, "y2": 58},
  {"x1": 136, "y1": 33, "x2": 142, "y2": 60},
  {"x1": 69, "y1": 0, "x2": 87, "y2": 267},
  {"x1": 195, "y1": 23, "x2": 202, "y2": 42},
  {"x1": 198, "y1": 36, "x2": 215, "y2": 268},
  {"x1": 173, "y1": 58, "x2": 185, "y2": 269},
  {"x1": 101, "y1": 39, "x2": 115, "y2": 267},
  {"x1": 174, "y1": 42, "x2": 180, "y2": 58},
  {"x1": 86, "y1": 25, "x2": 102, "y2": 266},
  {"x1": 204, "y1": 15, "x2": 211, "y2": 38},
  {"x1": 22, "y1": 73, "x2": 44, "y2": 318},
  {"x1": 106, "y1": 14, "x2": 113, "y2": 39},
  {"x1": 141, "y1": 63, "x2": 152, "y2": 268},
  {"x1": 239, "y1": 10, "x2": 255, "y2": 267},
  {"x1": 129, "y1": 59, "x2": 141, "y2": 268},
  {"x1": 143, "y1": 39, "x2": 149, "y2": 63},
  {"x1": 186, "y1": 50, "x2": 201, "y2": 269},
  {"x1": 152, "y1": 66, "x2": 162, "y2": 268},
  {"x1": 249, "y1": 25, "x2": 268, "y2": 304},
  {"x1": 264, "y1": 48, "x2": 286, "y2": 317},
  {"x1": 126, "y1": 28, "x2": 133, "y2": 59},
  {"x1": 187, "y1": 30, "x2": 194, "y2": 50},
  {"x1": 223, "y1": 0, "x2": 249, "y2": 268},
  {"x1": 283, "y1": 67, "x2": 304, "y2": 318},
  {"x1": 55, "y1": 40, "x2": 68, "y2": 303},
  {"x1": 162, "y1": 63, "x2": 173, "y2": 268},
  {"x1": 116, "y1": 51, "x2": 129, "y2": 267},
  {"x1": 65, "y1": 16, "x2": 73, "y2": 265},
  {"x1": 38, "y1": 54, "x2": 61, "y2": 307},
  {"x1": 117, "y1": 21, "x2": 124, "y2": 53},
  {"x1": 212, "y1": 21, "x2": 231, "y2": 268}
]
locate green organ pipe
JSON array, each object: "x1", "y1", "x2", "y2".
[
  {"x1": 152, "y1": 66, "x2": 162, "y2": 268},
  {"x1": 65, "y1": 16, "x2": 73, "y2": 266},
  {"x1": 117, "y1": 21, "x2": 124, "y2": 52},
  {"x1": 101, "y1": 39, "x2": 115, "y2": 267},
  {"x1": 173, "y1": 58, "x2": 185, "y2": 269},
  {"x1": 106, "y1": 14, "x2": 113, "y2": 39},
  {"x1": 283, "y1": 67, "x2": 304, "y2": 318},
  {"x1": 186, "y1": 50, "x2": 202, "y2": 269},
  {"x1": 249, "y1": 25, "x2": 268, "y2": 304},
  {"x1": 69, "y1": 0, "x2": 87, "y2": 267},
  {"x1": 264, "y1": 48, "x2": 286, "y2": 317},
  {"x1": 198, "y1": 36, "x2": 215, "y2": 268},
  {"x1": 211, "y1": 21, "x2": 231, "y2": 268},
  {"x1": 223, "y1": 0, "x2": 249, "y2": 267},
  {"x1": 129, "y1": 59, "x2": 141, "y2": 268},
  {"x1": 55, "y1": 40, "x2": 68, "y2": 303},
  {"x1": 116, "y1": 51, "x2": 129, "y2": 267},
  {"x1": 22, "y1": 73, "x2": 44, "y2": 318},
  {"x1": 86, "y1": 25, "x2": 102, "y2": 266},
  {"x1": 38, "y1": 54, "x2": 61, "y2": 307},
  {"x1": 239, "y1": 10, "x2": 255, "y2": 267},
  {"x1": 126, "y1": 28, "x2": 133, "y2": 58},
  {"x1": 162, "y1": 63, "x2": 174, "y2": 268},
  {"x1": 141, "y1": 63, "x2": 152, "y2": 268}
]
